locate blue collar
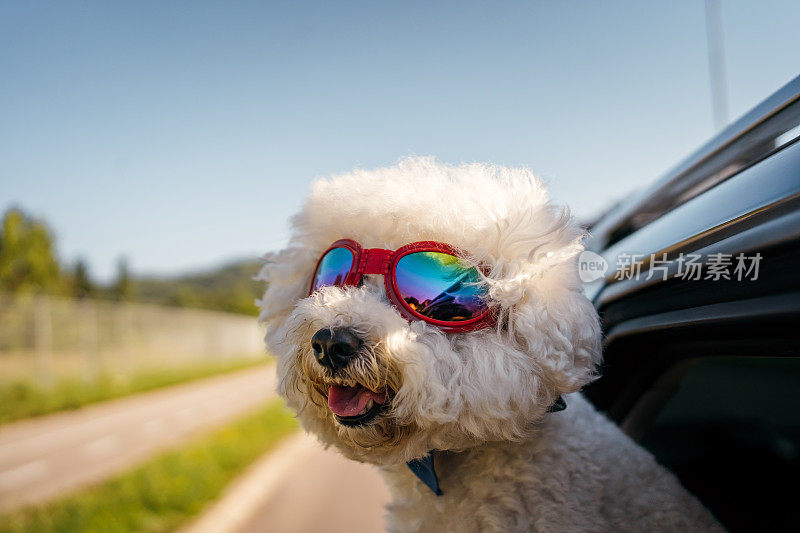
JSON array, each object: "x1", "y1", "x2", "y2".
[
  {"x1": 406, "y1": 396, "x2": 567, "y2": 496},
  {"x1": 406, "y1": 453, "x2": 442, "y2": 495}
]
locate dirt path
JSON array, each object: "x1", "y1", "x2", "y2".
[{"x1": 0, "y1": 365, "x2": 276, "y2": 510}]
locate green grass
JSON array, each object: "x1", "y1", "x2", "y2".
[
  {"x1": 0, "y1": 358, "x2": 269, "y2": 425},
  {"x1": 0, "y1": 399, "x2": 298, "y2": 533}
]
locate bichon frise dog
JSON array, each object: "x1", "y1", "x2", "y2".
[{"x1": 257, "y1": 157, "x2": 722, "y2": 532}]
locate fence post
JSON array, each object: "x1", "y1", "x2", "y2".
[
  {"x1": 34, "y1": 294, "x2": 53, "y2": 388},
  {"x1": 118, "y1": 301, "x2": 135, "y2": 375},
  {"x1": 79, "y1": 299, "x2": 100, "y2": 381}
]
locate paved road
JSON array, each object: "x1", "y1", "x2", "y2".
[
  {"x1": 184, "y1": 432, "x2": 390, "y2": 533},
  {"x1": 0, "y1": 365, "x2": 276, "y2": 510}
]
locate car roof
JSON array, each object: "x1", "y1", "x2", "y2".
[{"x1": 588, "y1": 74, "x2": 800, "y2": 254}]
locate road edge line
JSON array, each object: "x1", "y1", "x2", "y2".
[{"x1": 179, "y1": 431, "x2": 319, "y2": 533}]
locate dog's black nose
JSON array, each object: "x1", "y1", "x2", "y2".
[{"x1": 311, "y1": 328, "x2": 361, "y2": 371}]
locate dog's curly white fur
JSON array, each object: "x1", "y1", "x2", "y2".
[{"x1": 257, "y1": 157, "x2": 722, "y2": 532}]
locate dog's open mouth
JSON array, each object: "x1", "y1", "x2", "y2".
[{"x1": 328, "y1": 384, "x2": 388, "y2": 427}]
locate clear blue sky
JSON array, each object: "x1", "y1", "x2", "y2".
[{"x1": 2, "y1": 1, "x2": 799, "y2": 282}]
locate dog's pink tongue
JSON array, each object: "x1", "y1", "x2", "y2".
[{"x1": 328, "y1": 384, "x2": 386, "y2": 417}]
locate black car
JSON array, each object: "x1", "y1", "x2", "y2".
[{"x1": 583, "y1": 75, "x2": 800, "y2": 532}]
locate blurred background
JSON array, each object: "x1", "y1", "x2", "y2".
[{"x1": 1, "y1": 1, "x2": 799, "y2": 532}]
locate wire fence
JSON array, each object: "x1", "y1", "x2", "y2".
[{"x1": 0, "y1": 293, "x2": 265, "y2": 386}]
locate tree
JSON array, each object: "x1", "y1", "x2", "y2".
[
  {"x1": 112, "y1": 256, "x2": 132, "y2": 301},
  {"x1": 0, "y1": 207, "x2": 61, "y2": 293},
  {"x1": 72, "y1": 258, "x2": 94, "y2": 299}
]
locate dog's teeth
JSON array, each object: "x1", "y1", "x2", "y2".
[{"x1": 356, "y1": 399, "x2": 374, "y2": 416}]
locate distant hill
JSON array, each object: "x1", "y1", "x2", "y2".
[
  {"x1": 0, "y1": 206, "x2": 268, "y2": 316},
  {"x1": 132, "y1": 259, "x2": 265, "y2": 316}
]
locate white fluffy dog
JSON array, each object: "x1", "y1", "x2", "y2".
[{"x1": 257, "y1": 157, "x2": 722, "y2": 532}]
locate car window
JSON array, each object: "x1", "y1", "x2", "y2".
[{"x1": 639, "y1": 356, "x2": 800, "y2": 532}]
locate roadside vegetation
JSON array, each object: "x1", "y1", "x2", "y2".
[
  {"x1": 0, "y1": 206, "x2": 263, "y2": 316},
  {"x1": 0, "y1": 399, "x2": 298, "y2": 533},
  {"x1": 0, "y1": 358, "x2": 269, "y2": 425}
]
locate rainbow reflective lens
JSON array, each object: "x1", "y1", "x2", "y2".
[
  {"x1": 311, "y1": 247, "x2": 354, "y2": 293},
  {"x1": 395, "y1": 251, "x2": 488, "y2": 322}
]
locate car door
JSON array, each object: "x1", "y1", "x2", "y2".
[{"x1": 583, "y1": 75, "x2": 800, "y2": 532}]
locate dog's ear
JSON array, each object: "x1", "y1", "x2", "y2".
[
  {"x1": 476, "y1": 198, "x2": 601, "y2": 396},
  {"x1": 485, "y1": 234, "x2": 602, "y2": 397},
  {"x1": 530, "y1": 285, "x2": 600, "y2": 394},
  {"x1": 256, "y1": 246, "x2": 315, "y2": 326},
  {"x1": 506, "y1": 272, "x2": 602, "y2": 396}
]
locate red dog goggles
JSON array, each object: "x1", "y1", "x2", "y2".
[{"x1": 310, "y1": 239, "x2": 494, "y2": 332}]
